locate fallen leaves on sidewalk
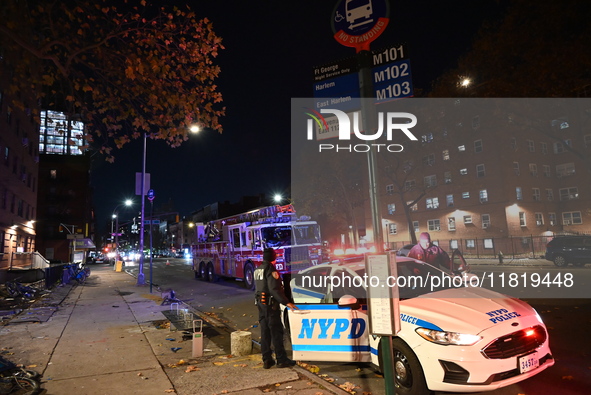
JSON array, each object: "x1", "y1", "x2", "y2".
[
  {"x1": 185, "y1": 365, "x2": 200, "y2": 372},
  {"x1": 339, "y1": 382, "x2": 360, "y2": 393},
  {"x1": 233, "y1": 363, "x2": 248, "y2": 367},
  {"x1": 298, "y1": 362, "x2": 320, "y2": 374}
]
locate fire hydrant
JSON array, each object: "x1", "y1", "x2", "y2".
[{"x1": 498, "y1": 251, "x2": 504, "y2": 264}]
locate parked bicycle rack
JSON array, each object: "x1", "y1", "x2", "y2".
[{"x1": 161, "y1": 303, "x2": 197, "y2": 332}]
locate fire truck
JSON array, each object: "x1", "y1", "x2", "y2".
[{"x1": 191, "y1": 204, "x2": 324, "y2": 290}]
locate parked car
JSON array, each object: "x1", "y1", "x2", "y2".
[
  {"x1": 545, "y1": 235, "x2": 591, "y2": 267},
  {"x1": 287, "y1": 257, "x2": 554, "y2": 394},
  {"x1": 396, "y1": 243, "x2": 415, "y2": 257}
]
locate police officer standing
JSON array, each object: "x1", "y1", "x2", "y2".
[{"x1": 254, "y1": 248, "x2": 298, "y2": 369}]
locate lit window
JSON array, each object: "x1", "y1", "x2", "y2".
[
  {"x1": 50, "y1": 169, "x2": 57, "y2": 179},
  {"x1": 407, "y1": 201, "x2": 418, "y2": 212},
  {"x1": 446, "y1": 194, "x2": 454, "y2": 207},
  {"x1": 466, "y1": 239, "x2": 475, "y2": 248},
  {"x1": 535, "y1": 213, "x2": 544, "y2": 226},
  {"x1": 479, "y1": 189, "x2": 488, "y2": 203},
  {"x1": 387, "y1": 203, "x2": 396, "y2": 215},
  {"x1": 413, "y1": 221, "x2": 419, "y2": 232},
  {"x1": 388, "y1": 223, "x2": 397, "y2": 235},
  {"x1": 426, "y1": 197, "x2": 439, "y2": 209},
  {"x1": 516, "y1": 187, "x2": 523, "y2": 200},
  {"x1": 458, "y1": 145, "x2": 466, "y2": 152},
  {"x1": 442, "y1": 150, "x2": 450, "y2": 160},
  {"x1": 448, "y1": 217, "x2": 456, "y2": 231},
  {"x1": 519, "y1": 212, "x2": 526, "y2": 227},
  {"x1": 462, "y1": 191, "x2": 470, "y2": 199},
  {"x1": 464, "y1": 215, "x2": 472, "y2": 224},
  {"x1": 460, "y1": 168, "x2": 468, "y2": 175}
]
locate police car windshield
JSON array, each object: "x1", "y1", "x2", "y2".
[
  {"x1": 293, "y1": 224, "x2": 321, "y2": 245},
  {"x1": 261, "y1": 226, "x2": 292, "y2": 247}
]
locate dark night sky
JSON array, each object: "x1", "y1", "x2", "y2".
[{"x1": 90, "y1": 0, "x2": 506, "y2": 233}]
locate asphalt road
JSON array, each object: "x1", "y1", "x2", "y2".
[{"x1": 124, "y1": 258, "x2": 591, "y2": 395}]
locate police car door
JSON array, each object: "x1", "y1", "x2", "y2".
[{"x1": 288, "y1": 303, "x2": 371, "y2": 363}]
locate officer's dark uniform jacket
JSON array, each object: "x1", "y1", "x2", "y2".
[{"x1": 254, "y1": 261, "x2": 290, "y2": 307}]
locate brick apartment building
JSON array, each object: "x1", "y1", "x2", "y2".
[{"x1": 373, "y1": 99, "x2": 591, "y2": 257}]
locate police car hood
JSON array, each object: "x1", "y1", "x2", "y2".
[{"x1": 402, "y1": 287, "x2": 537, "y2": 334}]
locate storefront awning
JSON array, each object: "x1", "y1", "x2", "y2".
[{"x1": 73, "y1": 238, "x2": 96, "y2": 249}]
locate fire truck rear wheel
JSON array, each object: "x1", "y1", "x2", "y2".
[
  {"x1": 207, "y1": 263, "x2": 217, "y2": 282},
  {"x1": 199, "y1": 262, "x2": 208, "y2": 281},
  {"x1": 243, "y1": 263, "x2": 255, "y2": 290}
]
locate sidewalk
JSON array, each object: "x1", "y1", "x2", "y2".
[{"x1": 0, "y1": 265, "x2": 349, "y2": 395}]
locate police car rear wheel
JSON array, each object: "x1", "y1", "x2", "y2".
[{"x1": 392, "y1": 338, "x2": 430, "y2": 395}]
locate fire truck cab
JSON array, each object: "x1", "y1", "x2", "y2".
[{"x1": 192, "y1": 205, "x2": 324, "y2": 290}]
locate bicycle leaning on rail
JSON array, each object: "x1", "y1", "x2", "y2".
[{"x1": 63, "y1": 263, "x2": 91, "y2": 284}]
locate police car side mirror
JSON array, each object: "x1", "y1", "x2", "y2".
[{"x1": 338, "y1": 295, "x2": 361, "y2": 310}]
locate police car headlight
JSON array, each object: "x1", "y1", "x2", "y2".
[{"x1": 415, "y1": 328, "x2": 482, "y2": 346}]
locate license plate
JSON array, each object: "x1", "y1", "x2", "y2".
[{"x1": 518, "y1": 352, "x2": 539, "y2": 373}]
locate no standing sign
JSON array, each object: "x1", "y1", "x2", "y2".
[{"x1": 332, "y1": 0, "x2": 390, "y2": 52}]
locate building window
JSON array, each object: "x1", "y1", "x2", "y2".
[
  {"x1": 513, "y1": 162, "x2": 520, "y2": 175},
  {"x1": 553, "y1": 142, "x2": 566, "y2": 154},
  {"x1": 527, "y1": 140, "x2": 535, "y2": 152},
  {"x1": 474, "y1": 139, "x2": 483, "y2": 153},
  {"x1": 556, "y1": 162, "x2": 575, "y2": 177},
  {"x1": 510, "y1": 137, "x2": 517, "y2": 150},
  {"x1": 387, "y1": 203, "x2": 396, "y2": 215},
  {"x1": 546, "y1": 189, "x2": 553, "y2": 201},
  {"x1": 388, "y1": 223, "x2": 397, "y2": 235},
  {"x1": 484, "y1": 238, "x2": 494, "y2": 248},
  {"x1": 424, "y1": 175, "x2": 437, "y2": 188},
  {"x1": 413, "y1": 221, "x2": 419, "y2": 232},
  {"x1": 529, "y1": 163, "x2": 537, "y2": 176},
  {"x1": 519, "y1": 212, "x2": 526, "y2": 227},
  {"x1": 450, "y1": 240, "x2": 459, "y2": 249},
  {"x1": 407, "y1": 201, "x2": 418, "y2": 212},
  {"x1": 50, "y1": 169, "x2": 57, "y2": 179},
  {"x1": 404, "y1": 180, "x2": 415, "y2": 191},
  {"x1": 533, "y1": 188, "x2": 541, "y2": 201},
  {"x1": 421, "y1": 133, "x2": 434, "y2": 144},
  {"x1": 446, "y1": 194, "x2": 454, "y2": 207},
  {"x1": 426, "y1": 197, "x2": 439, "y2": 209},
  {"x1": 448, "y1": 217, "x2": 456, "y2": 231},
  {"x1": 444, "y1": 171, "x2": 452, "y2": 184},
  {"x1": 562, "y1": 211, "x2": 582, "y2": 225},
  {"x1": 543, "y1": 165, "x2": 551, "y2": 177},
  {"x1": 462, "y1": 191, "x2": 470, "y2": 199},
  {"x1": 466, "y1": 239, "x2": 475, "y2": 248},
  {"x1": 540, "y1": 142, "x2": 548, "y2": 154},
  {"x1": 482, "y1": 214, "x2": 491, "y2": 228},
  {"x1": 549, "y1": 212, "x2": 557, "y2": 226},
  {"x1": 428, "y1": 219, "x2": 441, "y2": 231},
  {"x1": 559, "y1": 187, "x2": 579, "y2": 201},
  {"x1": 442, "y1": 150, "x2": 450, "y2": 160},
  {"x1": 458, "y1": 145, "x2": 466, "y2": 152},
  {"x1": 472, "y1": 116, "x2": 480, "y2": 129},
  {"x1": 422, "y1": 154, "x2": 435, "y2": 166},
  {"x1": 516, "y1": 187, "x2": 522, "y2": 200},
  {"x1": 386, "y1": 184, "x2": 394, "y2": 195},
  {"x1": 535, "y1": 212, "x2": 544, "y2": 226},
  {"x1": 479, "y1": 189, "x2": 488, "y2": 203},
  {"x1": 463, "y1": 215, "x2": 472, "y2": 224},
  {"x1": 460, "y1": 168, "x2": 468, "y2": 175},
  {"x1": 476, "y1": 164, "x2": 485, "y2": 178}
]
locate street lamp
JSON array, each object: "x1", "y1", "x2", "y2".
[
  {"x1": 273, "y1": 194, "x2": 283, "y2": 204},
  {"x1": 112, "y1": 199, "x2": 133, "y2": 263}
]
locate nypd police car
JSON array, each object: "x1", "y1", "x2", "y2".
[{"x1": 286, "y1": 256, "x2": 554, "y2": 394}]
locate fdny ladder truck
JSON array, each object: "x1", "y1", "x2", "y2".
[{"x1": 191, "y1": 204, "x2": 324, "y2": 290}]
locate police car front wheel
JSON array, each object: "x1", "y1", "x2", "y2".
[{"x1": 392, "y1": 338, "x2": 430, "y2": 395}]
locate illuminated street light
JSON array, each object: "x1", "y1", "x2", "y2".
[
  {"x1": 274, "y1": 194, "x2": 283, "y2": 203},
  {"x1": 459, "y1": 77, "x2": 471, "y2": 87},
  {"x1": 190, "y1": 124, "x2": 201, "y2": 133},
  {"x1": 112, "y1": 199, "x2": 133, "y2": 264}
]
